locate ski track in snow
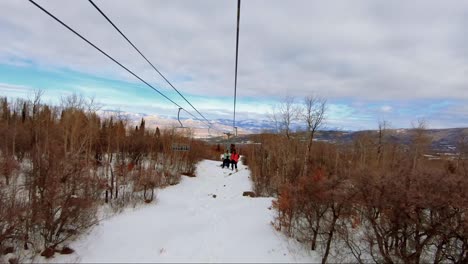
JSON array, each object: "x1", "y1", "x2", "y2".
[{"x1": 46, "y1": 160, "x2": 319, "y2": 263}]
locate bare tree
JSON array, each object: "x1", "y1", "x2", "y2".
[
  {"x1": 377, "y1": 120, "x2": 390, "y2": 164},
  {"x1": 302, "y1": 96, "x2": 326, "y2": 138},
  {"x1": 85, "y1": 96, "x2": 103, "y2": 113},
  {"x1": 29, "y1": 90, "x2": 44, "y2": 119},
  {"x1": 301, "y1": 96, "x2": 326, "y2": 177},
  {"x1": 269, "y1": 104, "x2": 281, "y2": 134},
  {"x1": 271, "y1": 96, "x2": 299, "y2": 139},
  {"x1": 410, "y1": 118, "x2": 431, "y2": 171},
  {"x1": 457, "y1": 132, "x2": 468, "y2": 176},
  {"x1": 60, "y1": 93, "x2": 85, "y2": 111}
]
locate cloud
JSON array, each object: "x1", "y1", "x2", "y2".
[
  {"x1": 1, "y1": 0, "x2": 468, "y2": 100},
  {"x1": 0, "y1": 82, "x2": 33, "y2": 94},
  {"x1": 0, "y1": 82, "x2": 57, "y2": 102},
  {"x1": 380, "y1": 105, "x2": 393, "y2": 113},
  {"x1": 1, "y1": 0, "x2": 468, "y2": 129}
]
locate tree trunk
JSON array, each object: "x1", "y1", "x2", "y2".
[
  {"x1": 322, "y1": 207, "x2": 339, "y2": 264},
  {"x1": 311, "y1": 210, "x2": 322, "y2": 250},
  {"x1": 110, "y1": 167, "x2": 114, "y2": 199},
  {"x1": 302, "y1": 131, "x2": 314, "y2": 177}
]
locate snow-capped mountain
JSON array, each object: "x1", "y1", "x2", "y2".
[{"x1": 97, "y1": 110, "x2": 266, "y2": 137}]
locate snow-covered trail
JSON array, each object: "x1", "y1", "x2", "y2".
[{"x1": 49, "y1": 160, "x2": 318, "y2": 263}]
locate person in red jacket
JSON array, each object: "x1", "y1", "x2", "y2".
[{"x1": 230, "y1": 150, "x2": 240, "y2": 172}]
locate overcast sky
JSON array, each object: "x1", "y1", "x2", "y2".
[{"x1": 1, "y1": 0, "x2": 468, "y2": 130}]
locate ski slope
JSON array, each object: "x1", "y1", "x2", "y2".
[{"x1": 48, "y1": 159, "x2": 318, "y2": 263}]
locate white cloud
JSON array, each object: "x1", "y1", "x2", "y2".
[
  {"x1": 380, "y1": 105, "x2": 393, "y2": 113},
  {"x1": 1, "y1": 0, "x2": 468, "y2": 101},
  {"x1": 0, "y1": 82, "x2": 33, "y2": 94},
  {"x1": 2, "y1": 0, "x2": 468, "y2": 129}
]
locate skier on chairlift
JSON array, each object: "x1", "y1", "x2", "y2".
[
  {"x1": 230, "y1": 150, "x2": 240, "y2": 172},
  {"x1": 221, "y1": 150, "x2": 231, "y2": 169},
  {"x1": 230, "y1": 143, "x2": 236, "y2": 154}
]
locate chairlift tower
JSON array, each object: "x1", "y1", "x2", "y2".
[{"x1": 224, "y1": 132, "x2": 232, "y2": 141}]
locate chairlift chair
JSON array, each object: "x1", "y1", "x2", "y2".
[
  {"x1": 172, "y1": 107, "x2": 192, "y2": 152},
  {"x1": 223, "y1": 127, "x2": 238, "y2": 153}
]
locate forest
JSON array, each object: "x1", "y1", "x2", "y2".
[
  {"x1": 244, "y1": 97, "x2": 468, "y2": 263},
  {"x1": 0, "y1": 93, "x2": 215, "y2": 259}
]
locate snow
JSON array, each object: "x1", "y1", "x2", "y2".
[{"x1": 46, "y1": 159, "x2": 318, "y2": 263}]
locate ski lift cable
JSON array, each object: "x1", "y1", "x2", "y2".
[
  {"x1": 28, "y1": 0, "x2": 220, "y2": 131},
  {"x1": 233, "y1": 0, "x2": 241, "y2": 135},
  {"x1": 87, "y1": 0, "x2": 214, "y2": 129}
]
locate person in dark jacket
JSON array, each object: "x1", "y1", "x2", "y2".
[
  {"x1": 230, "y1": 150, "x2": 240, "y2": 172},
  {"x1": 230, "y1": 144, "x2": 236, "y2": 154},
  {"x1": 222, "y1": 150, "x2": 231, "y2": 169}
]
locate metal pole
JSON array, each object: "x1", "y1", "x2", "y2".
[{"x1": 177, "y1": 107, "x2": 183, "y2": 127}]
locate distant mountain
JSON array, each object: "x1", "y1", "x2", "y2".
[
  {"x1": 291, "y1": 128, "x2": 468, "y2": 154},
  {"x1": 214, "y1": 118, "x2": 276, "y2": 132},
  {"x1": 98, "y1": 110, "x2": 467, "y2": 153},
  {"x1": 98, "y1": 110, "x2": 280, "y2": 134},
  {"x1": 97, "y1": 110, "x2": 260, "y2": 137}
]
